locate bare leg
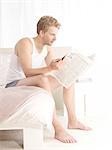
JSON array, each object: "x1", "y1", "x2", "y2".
[
  {"x1": 16, "y1": 75, "x2": 52, "y2": 95},
  {"x1": 63, "y1": 84, "x2": 91, "y2": 130},
  {"x1": 37, "y1": 76, "x2": 91, "y2": 130},
  {"x1": 42, "y1": 76, "x2": 91, "y2": 130},
  {"x1": 53, "y1": 108, "x2": 76, "y2": 143},
  {"x1": 16, "y1": 75, "x2": 77, "y2": 142}
]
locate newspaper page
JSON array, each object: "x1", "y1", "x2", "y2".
[{"x1": 50, "y1": 52, "x2": 94, "y2": 88}]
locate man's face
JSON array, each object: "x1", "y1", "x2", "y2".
[{"x1": 42, "y1": 26, "x2": 59, "y2": 46}]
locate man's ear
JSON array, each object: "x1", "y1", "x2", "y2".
[{"x1": 40, "y1": 30, "x2": 44, "y2": 37}]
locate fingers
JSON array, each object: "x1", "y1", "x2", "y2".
[
  {"x1": 53, "y1": 57, "x2": 65, "y2": 62},
  {"x1": 50, "y1": 59, "x2": 64, "y2": 70}
]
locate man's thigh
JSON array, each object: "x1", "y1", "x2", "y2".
[
  {"x1": 16, "y1": 75, "x2": 45, "y2": 87},
  {"x1": 16, "y1": 75, "x2": 61, "y2": 90}
]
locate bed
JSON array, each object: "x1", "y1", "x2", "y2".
[{"x1": 0, "y1": 47, "x2": 69, "y2": 149}]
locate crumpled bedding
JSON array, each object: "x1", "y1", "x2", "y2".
[{"x1": 0, "y1": 86, "x2": 54, "y2": 129}]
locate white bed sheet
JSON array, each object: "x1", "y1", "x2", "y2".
[{"x1": 1, "y1": 87, "x2": 55, "y2": 130}]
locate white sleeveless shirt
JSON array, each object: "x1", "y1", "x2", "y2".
[{"x1": 6, "y1": 38, "x2": 48, "y2": 84}]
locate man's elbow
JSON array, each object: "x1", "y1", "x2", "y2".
[{"x1": 23, "y1": 68, "x2": 32, "y2": 78}]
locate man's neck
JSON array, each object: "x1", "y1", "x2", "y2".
[{"x1": 34, "y1": 36, "x2": 44, "y2": 51}]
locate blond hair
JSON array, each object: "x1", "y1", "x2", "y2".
[{"x1": 37, "y1": 16, "x2": 61, "y2": 34}]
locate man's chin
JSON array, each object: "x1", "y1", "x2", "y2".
[
  {"x1": 47, "y1": 42, "x2": 53, "y2": 46},
  {"x1": 45, "y1": 41, "x2": 54, "y2": 46}
]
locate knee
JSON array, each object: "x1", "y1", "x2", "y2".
[{"x1": 38, "y1": 75, "x2": 50, "y2": 86}]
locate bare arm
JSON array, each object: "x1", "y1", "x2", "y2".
[
  {"x1": 45, "y1": 46, "x2": 64, "y2": 70},
  {"x1": 45, "y1": 46, "x2": 55, "y2": 65},
  {"x1": 16, "y1": 38, "x2": 62, "y2": 77},
  {"x1": 45, "y1": 46, "x2": 66, "y2": 64}
]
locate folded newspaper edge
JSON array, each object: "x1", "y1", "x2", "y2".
[{"x1": 50, "y1": 52, "x2": 94, "y2": 88}]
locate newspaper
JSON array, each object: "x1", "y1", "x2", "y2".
[{"x1": 51, "y1": 52, "x2": 94, "y2": 88}]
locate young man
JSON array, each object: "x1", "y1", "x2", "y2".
[{"x1": 6, "y1": 16, "x2": 91, "y2": 143}]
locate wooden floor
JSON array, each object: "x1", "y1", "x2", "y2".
[{"x1": 0, "y1": 141, "x2": 23, "y2": 150}]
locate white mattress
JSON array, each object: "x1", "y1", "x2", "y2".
[{"x1": 1, "y1": 88, "x2": 55, "y2": 130}]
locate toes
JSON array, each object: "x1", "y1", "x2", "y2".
[
  {"x1": 55, "y1": 133, "x2": 77, "y2": 143},
  {"x1": 63, "y1": 135, "x2": 77, "y2": 143},
  {"x1": 68, "y1": 120, "x2": 92, "y2": 130}
]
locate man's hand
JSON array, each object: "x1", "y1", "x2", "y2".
[{"x1": 48, "y1": 59, "x2": 64, "y2": 71}]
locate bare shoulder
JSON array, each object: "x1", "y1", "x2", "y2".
[{"x1": 15, "y1": 37, "x2": 33, "y2": 56}]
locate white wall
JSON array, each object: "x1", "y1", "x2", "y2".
[
  {"x1": 0, "y1": 0, "x2": 69, "y2": 47},
  {"x1": 70, "y1": 0, "x2": 112, "y2": 118},
  {"x1": 0, "y1": 0, "x2": 112, "y2": 118}
]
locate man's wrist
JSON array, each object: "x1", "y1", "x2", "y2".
[{"x1": 47, "y1": 66, "x2": 52, "y2": 72}]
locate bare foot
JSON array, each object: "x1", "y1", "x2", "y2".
[
  {"x1": 68, "y1": 120, "x2": 92, "y2": 131},
  {"x1": 55, "y1": 130, "x2": 77, "y2": 143}
]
